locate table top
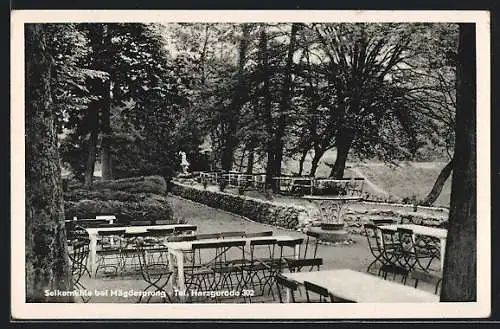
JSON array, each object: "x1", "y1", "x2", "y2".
[
  {"x1": 302, "y1": 195, "x2": 364, "y2": 201},
  {"x1": 380, "y1": 224, "x2": 447, "y2": 239},
  {"x1": 284, "y1": 269, "x2": 439, "y2": 303},
  {"x1": 65, "y1": 218, "x2": 113, "y2": 222},
  {"x1": 165, "y1": 235, "x2": 297, "y2": 252},
  {"x1": 85, "y1": 224, "x2": 195, "y2": 236}
]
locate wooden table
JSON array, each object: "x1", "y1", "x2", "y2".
[
  {"x1": 164, "y1": 235, "x2": 299, "y2": 301},
  {"x1": 283, "y1": 269, "x2": 439, "y2": 303},
  {"x1": 85, "y1": 224, "x2": 195, "y2": 275},
  {"x1": 65, "y1": 216, "x2": 115, "y2": 225},
  {"x1": 379, "y1": 224, "x2": 447, "y2": 271}
]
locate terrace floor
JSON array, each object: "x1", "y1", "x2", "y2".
[{"x1": 79, "y1": 195, "x2": 440, "y2": 303}]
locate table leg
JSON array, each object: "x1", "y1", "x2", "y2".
[
  {"x1": 89, "y1": 234, "x2": 97, "y2": 276},
  {"x1": 440, "y1": 238, "x2": 446, "y2": 272},
  {"x1": 285, "y1": 287, "x2": 292, "y2": 303},
  {"x1": 169, "y1": 250, "x2": 186, "y2": 302}
]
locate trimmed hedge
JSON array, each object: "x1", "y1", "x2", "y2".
[
  {"x1": 64, "y1": 198, "x2": 173, "y2": 223},
  {"x1": 171, "y1": 182, "x2": 312, "y2": 230},
  {"x1": 92, "y1": 175, "x2": 167, "y2": 195},
  {"x1": 63, "y1": 176, "x2": 173, "y2": 223}
]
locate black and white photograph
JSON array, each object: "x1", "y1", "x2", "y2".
[{"x1": 11, "y1": 10, "x2": 490, "y2": 319}]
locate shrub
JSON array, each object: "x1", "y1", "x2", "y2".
[
  {"x1": 92, "y1": 175, "x2": 167, "y2": 195},
  {"x1": 64, "y1": 175, "x2": 173, "y2": 223},
  {"x1": 64, "y1": 197, "x2": 174, "y2": 223}
]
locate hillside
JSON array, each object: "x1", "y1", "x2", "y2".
[{"x1": 280, "y1": 150, "x2": 451, "y2": 208}]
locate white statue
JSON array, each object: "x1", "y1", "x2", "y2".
[{"x1": 179, "y1": 151, "x2": 190, "y2": 174}]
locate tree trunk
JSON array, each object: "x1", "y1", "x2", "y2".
[
  {"x1": 259, "y1": 26, "x2": 275, "y2": 189},
  {"x1": 310, "y1": 148, "x2": 324, "y2": 177},
  {"x1": 440, "y1": 23, "x2": 476, "y2": 302},
  {"x1": 25, "y1": 24, "x2": 72, "y2": 302},
  {"x1": 84, "y1": 103, "x2": 99, "y2": 188},
  {"x1": 220, "y1": 24, "x2": 250, "y2": 172},
  {"x1": 200, "y1": 24, "x2": 210, "y2": 86},
  {"x1": 246, "y1": 146, "x2": 255, "y2": 175},
  {"x1": 100, "y1": 78, "x2": 112, "y2": 180},
  {"x1": 272, "y1": 23, "x2": 300, "y2": 184},
  {"x1": 238, "y1": 148, "x2": 246, "y2": 172},
  {"x1": 421, "y1": 157, "x2": 455, "y2": 206},
  {"x1": 100, "y1": 25, "x2": 113, "y2": 180},
  {"x1": 298, "y1": 149, "x2": 308, "y2": 176},
  {"x1": 329, "y1": 130, "x2": 353, "y2": 179}
]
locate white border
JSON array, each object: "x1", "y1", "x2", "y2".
[{"x1": 11, "y1": 10, "x2": 491, "y2": 320}]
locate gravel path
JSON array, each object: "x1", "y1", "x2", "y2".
[{"x1": 79, "y1": 195, "x2": 438, "y2": 303}]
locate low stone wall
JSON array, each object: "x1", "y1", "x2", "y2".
[
  {"x1": 343, "y1": 208, "x2": 448, "y2": 235},
  {"x1": 171, "y1": 181, "x2": 448, "y2": 233},
  {"x1": 170, "y1": 181, "x2": 314, "y2": 230}
]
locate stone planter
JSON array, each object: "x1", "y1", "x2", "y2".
[{"x1": 320, "y1": 223, "x2": 345, "y2": 231}]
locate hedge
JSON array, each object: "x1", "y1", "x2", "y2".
[
  {"x1": 64, "y1": 176, "x2": 173, "y2": 223},
  {"x1": 170, "y1": 182, "x2": 313, "y2": 230},
  {"x1": 92, "y1": 175, "x2": 167, "y2": 195}
]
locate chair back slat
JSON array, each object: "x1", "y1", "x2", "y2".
[
  {"x1": 196, "y1": 233, "x2": 221, "y2": 240},
  {"x1": 146, "y1": 228, "x2": 175, "y2": 237},
  {"x1": 285, "y1": 258, "x2": 323, "y2": 273},
  {"x1": 245, "y1": 231, "x2": 273, "y2": 238},
  {"x1": 304, "y1": 281, "x2": 331, "y2": 303},
  {"x1": 174, "y1": 225, "x2": 197, "y2": 234},
  {"x1": 276, "y1": 274, "x2": 299, "y2": 303},
  {"x1": 129, "y1": 220, "x2": 153, "y2": 226},
  {"x1": 220, "y1": 231, "x2": 246, "y2": 239},
  {"x1": 372, "y1": 218, "x2": 398, "y2": 225},
  {"x1": 167, "y1": 235, "x2": 197, "y2": 242},
  {"x1": 97, "y1": 229, "x2": 126, "y2": 236}
]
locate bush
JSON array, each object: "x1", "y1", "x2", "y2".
[
  {"x1": 64, "y1": 175, "x2": 173, "y2": 223},
  {"x1": 171, "y1": 182, "x2": 308, "y2": 229},
  {"x1": 92, "y1": 175, "x2": 167, "y2": 195},
  {"x1": 64, "y1": 197, "x2": 174, "y2": 223}
]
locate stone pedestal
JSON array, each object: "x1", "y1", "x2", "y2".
[{"x1": 308, "y1": 225, "x2": 350, "y2": 243}]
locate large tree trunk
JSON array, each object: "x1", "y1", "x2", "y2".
[
  {"x1": 440, "y1": 23, "x2": 476, "y2": 302},
  {"x1": 221, "y1": 24, "x2": 250, "y2": 172},
  {"x1": 84, "y1": 103, "x2": 99, "y2": 188},
  {"x1": 310, "y1": 148, "x2": 325, "y2": 177},
  {"x1": 246, "y1": 144, "x2": 256, "y2": 175},
  {"x1": 100, "y1": 78, "x2": 112, "y2": 180},
  {"x1": 329, "y1": 130, "x2": 353, "y2": 179},
  {"x1": 259, "y1": 26, "x2": 275, "y2": 189},
  {"x1": 99, "y1": 25, "x2": 113, "y2": 180},
  {"x1": 272, "y1": 23, "x2": 299, "y2": 183},
  {"x1": 421, "y1": 157, "x2": 455, "y2": 206},
  {"x1": 200, "y1": 24, "x2": 210, "y2": 86},
  {"x1": 25, "y1": 24, "x2": 72, "y2": 302},
  {"x1": 297, "y1": 149, "x2": 308, "y2": 176}
]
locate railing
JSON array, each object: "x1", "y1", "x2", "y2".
[
  {"x1": 199, "y1": 171, "x2": 267, "y2": 190},
  {"x1": 197, "y1": 172, "x2": 365, "y2": 196},
  {"x1": 273, "y1": 177, "x2": 365, "y2": 196}
]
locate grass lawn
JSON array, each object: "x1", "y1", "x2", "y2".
[
  {"x1": 80, "y1": 195, "x2": 441, "y2": 304},
  {"x1": 273, "y1": 150, "x2": 451, "y2": 208}
]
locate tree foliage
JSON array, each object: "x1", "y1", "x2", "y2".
[{"x1": 50, "y1": 22, "x2": 458, "y2": 199}]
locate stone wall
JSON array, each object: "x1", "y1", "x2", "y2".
[
  {"x1": 170, "y1": 181, "x2": 314, "y2": 230},
  {"x1": 171, "y1": 181, "x2": 448, "y2": 233}
]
